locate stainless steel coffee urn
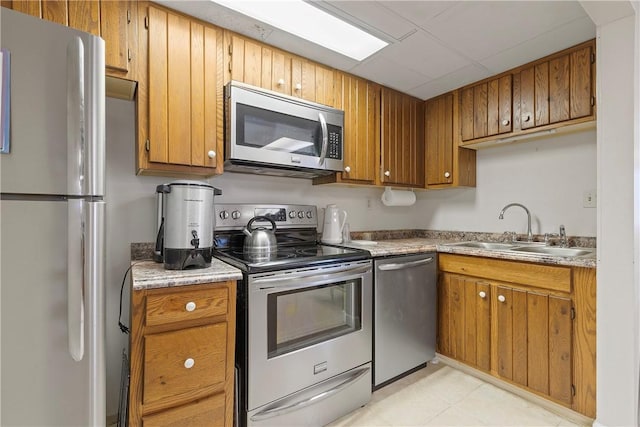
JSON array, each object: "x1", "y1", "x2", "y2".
[{"x1": 153, "y1": 180, "x2": 221, "y2": 270}]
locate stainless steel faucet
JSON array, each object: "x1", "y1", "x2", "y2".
[
  {"x1": 559, "y1": 224, "x2": 567, "y2": 247},
  {"x1": 498, "y1": 203, "x2": 533, "y2": 242}
]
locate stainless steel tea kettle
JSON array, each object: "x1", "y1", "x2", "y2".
[{"x1": 243, "y1": 216, "x2": 277, "y2": 255}]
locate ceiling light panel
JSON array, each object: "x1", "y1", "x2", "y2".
[{"x1": 212, "y1": 0, "x2": 388, "y2": 61}]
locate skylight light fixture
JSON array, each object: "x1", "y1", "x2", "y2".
[{"x1": 211, "y1": 0, "x2": 388, "y2": 61}]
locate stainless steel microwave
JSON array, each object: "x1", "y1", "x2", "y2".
[{"x1": 224, "y1": 81, "x2": 344, "y2": 178}]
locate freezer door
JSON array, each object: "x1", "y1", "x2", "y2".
[
  {"x1": 0, "y1": 9, "x2": 105, "y2": 197},
  {"x1": 1, "y1": 199, "x2": 105, "y2": 426}
]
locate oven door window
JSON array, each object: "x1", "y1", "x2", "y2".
[
  {"x1": 266, "y1": 279, "x2": 361, "y2": 358},
  {"x1": 237, "y1": 103, "x2": 321, "y2": 156}
]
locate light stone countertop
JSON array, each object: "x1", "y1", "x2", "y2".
[
  {"x1": 131, "y1": 257, "x2": 242, "y2": 291},
  {"x1": 341, "y1": 238, "x2": 596, "y2": 268}
]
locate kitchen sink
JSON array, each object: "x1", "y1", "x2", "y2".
[
  {"x1": 443, "y1": 241, "x2": 595, "y2": 258},
  {"x1": 446, "y1": 241, "x2": 519, "y2": 250},
  {"x1": 510, "y1": 246, "x2": 595, "y2": 257}
]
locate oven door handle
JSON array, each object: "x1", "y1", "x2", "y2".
[
  {"x1": 250, "y1": 365, "x2": 370, "y2": 422},
  {"x1": 252, "y1": 264, "x2": 371, "y2": 289},
  {"x1": 377, "y1": 257, "x2": 434, "y2": 271}
]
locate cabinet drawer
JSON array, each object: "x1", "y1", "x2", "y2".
[
  {"x1": 142, "y1": 393, "x2": 225, "y2": 427},
  {"x1": 439, "y1": 254, "x2": 571, "y2": 293},
  {"x1": 145, "y1": 287, "x2": 228, "y2": 327},
  {"x1": 143, "y1": 323, "x2": 227, "y2": 405}
]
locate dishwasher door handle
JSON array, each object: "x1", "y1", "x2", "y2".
[{"x1": 377, "y1": 257, "x2": 434, "y2": 271}]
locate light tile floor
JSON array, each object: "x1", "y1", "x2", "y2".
[{"x1": 327, "y1": 363, "x2": 588, "y2": 427}]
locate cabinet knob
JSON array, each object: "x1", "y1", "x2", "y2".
[
  {"x1": 295, "y1": 83, "x2": 302, "y2": 91},
  {"x1": 522, "y1": 114, "x2": 531, "y2": 123},
  {"x1": 498, "y1": 295, "x2": 506, "y2": 303},
  {"x1": 384, "y1": 170, "x2": 391, "y2": 177},
  {"x1": 277, "y1": 78, "x2": 285, "y2": 86},
  {"x1": 185, "y1": 301, "x2": 196, "y2": 312},
  {"x1": 184, "y1": 358, "x2": 195, "y2": 369},
  {"x1": 207, "y1": 150, "x2": 216, "y2": 159},
  {"x1": 444, "y1": 171, "x2": 451, "y2": 178},
  {"x1": 344, "y1": 166, "x2": 351, "y2": 173},
  {"x1": 479, "y1": 291, "x2": 486, "y2": 299},
  {"x1": 502, "y1": 119, "x2": 510, "y2": 126}
]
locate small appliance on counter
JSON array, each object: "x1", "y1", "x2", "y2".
[
  {"x1": 154, "y1": 180, "x2": 221, "y2": 270},
  {"x1": 321, "y1": 204, "x2": 348, "y2": 244}
]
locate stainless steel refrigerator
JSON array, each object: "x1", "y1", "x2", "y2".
[{"x1": 1, "y1": 8, "x2": 106, "y2": 426}]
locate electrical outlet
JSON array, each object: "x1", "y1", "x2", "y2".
[{"x1": 583, "y1": 190, "x2": 597, "y2": 208}]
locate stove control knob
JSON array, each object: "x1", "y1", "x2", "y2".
[
  {"x1": 289, "y1": 210, "x2": 296, "y2": 219},
  {"x1": 231, "y1": 210, "x2": 241, "y2": 220},
  {"x1": 297, "y1": 211, "x2": 305, "y2": 219},
  {"x1": 219, "y1": 211, "x2": 229, "y2": 220},
  {"x1": 306, "y1": 210, "x2": 313, "y2": 218}
]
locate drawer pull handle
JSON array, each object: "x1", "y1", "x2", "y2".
[
  {"x1": 184, "y1": 358, "x2": 195, "y2": 369},
  {"x1": 478, "y1": 291, "x2": 486, "y2": 299},
  {"x1": 498, "y1": 295, "x2": 506, "y2": 303},
  {"x1": 185, "y1": 302, "x2": 196, "y2": 312}
]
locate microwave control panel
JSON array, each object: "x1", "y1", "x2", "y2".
[{"x1": 326, "y1": 125, "x2": 342, "y2": 160}]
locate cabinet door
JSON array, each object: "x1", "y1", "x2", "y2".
[
  {"x1": 425, "y1": 93, "x2": 453, "y2": 186},
  {"x1": 291, "y1": 56, "x2": 315, "y2": 101},
  {"x1": 381, "y1": 88, "x2": 425, "y2": 187},
  {"x1": 101, "y1": 1, "x2": 132, "y2": 75},
  {"x1": 461, "y1": 76, "x2": 512, "y2": 141},
  {"x1": 438, "y1": 273, "x2": 491, "y2": 371},
  {"x1": 339, "y1": 73, "x2": 377, "y2": 183},
  {"x1": 315, "y1": 64, "x2": 337, "y2": 108},
  {"x1": 146, "y1": 5, "x2": 222, "y2": 172},
  {"x1": 520, "y1": 43, "x2": 593, "y2": 130},
  {"x1": 227, "y1": 33, "x2": 292, "y2": 95},
  {"x1": 495, "y1": 284, "x2": 572, "y2": 404}
]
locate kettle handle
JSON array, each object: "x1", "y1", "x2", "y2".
[
  {"x1": 247, "y1": 216, "x2": 277, "y2": 232},
  {"x1": 339, "y1": 210, "x2": 348, "y2": 232}
]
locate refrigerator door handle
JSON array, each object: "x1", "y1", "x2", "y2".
[
  {"x1": 67, "y1": 36, "x2": 85, "y2": 196},
  {"x1": 85, "y1": 200, "x2": 106, "y2": 424},
  {"x1": 68, "y1": 199, "x2": 85, "y2": 361}
]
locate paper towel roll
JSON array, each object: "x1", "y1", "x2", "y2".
[{"x1": 381, "y1": 187, "x2": 416, "y2": 206}]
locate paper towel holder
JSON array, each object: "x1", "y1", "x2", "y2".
[{"x1": 381, "y1": 186, "x2": 416, "y2": 207}]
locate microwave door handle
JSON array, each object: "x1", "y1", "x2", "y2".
[{"x1": 318, "y1": 112, "x2": 328, "y2": 166}]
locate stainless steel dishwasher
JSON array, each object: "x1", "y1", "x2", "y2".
[{"x1": 373, "y1": 252, "x2": 437, "y2": 387}]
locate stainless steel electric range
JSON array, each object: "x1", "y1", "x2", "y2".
[{"x1": 214, "y1": 204, "x2": 373, "y2": 427}]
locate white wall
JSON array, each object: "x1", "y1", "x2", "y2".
[
  {"x1": 593, "y1": 12, "x2": 638, "y2": 427},
  {"x1": 416, "y1": 130, "x2": 597, "y2": 237}
]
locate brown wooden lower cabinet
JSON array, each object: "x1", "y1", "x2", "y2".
[
  {"x1": 438, "y1": 254, "x2": 596, "y2": 418},
  {"x1": 129, "y1": 281, "x2": 236, "y2": 427}
]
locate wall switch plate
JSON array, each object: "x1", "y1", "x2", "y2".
[{"x1": 583, "y1": 190, "x2": 597, "y2": 208}]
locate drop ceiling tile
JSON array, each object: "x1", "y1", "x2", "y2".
[
  {"x1": 349, "y1": 55, "x2": 431, "y2": 94},
  {"x1": 382, "y1": 30, "x2": 472, "y2": 79},
  {"x1": 422, "y1": 1, "x2": 590, "y2": 61},
  {"x1": 379, "y1": 1, "x2": 461, "y2": 26},
  {"x1": 409, "y1": 64, "x2": 492, "y2": 100},
  {"x1": 479, "y1": 16, "x2": 595, "y2": 74},
  {"x1": 320, "y1": 1, "x2": 416, "y2": 41}
]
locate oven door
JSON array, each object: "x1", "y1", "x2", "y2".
[
  {"x1": 247, "y1": 260, "x2": 372, "y2": 412},
  {"x1": 227, "y1": 82, "x2": 344, "y2": 172}
]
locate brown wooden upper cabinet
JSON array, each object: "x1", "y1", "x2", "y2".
[
  {"x1": 380, "y1": 88, "x2": 425, "y2": 187},
  {"x1": 135, "y1": 3, "x2": 224, "y2": 176},
  {"x1": 461, "y1": 75, "x2": 513, "y2": 142},
  {"x1": 519, "y1": 42, "x2": 594, "y2": 130},
  {"x1": 3, "y1": 0, "x2": 137, "y2": 81},
  {"x1": 339, "y1": 73, "x2": 378, "y2": 183},
  {"x1": 225, "y1": 31, "x2": 339, "y2": 108},
  {"x1": 426, "y1": 93, "x2": 454, "y2": 186}
]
